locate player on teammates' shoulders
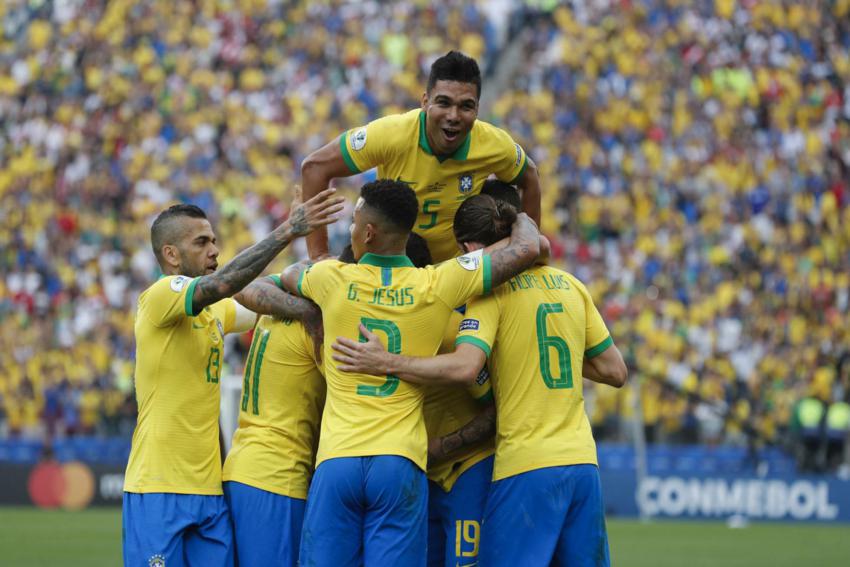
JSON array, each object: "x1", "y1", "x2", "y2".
[{"x1": 301, "y1": 50, "x2": 541, "y2": 263}]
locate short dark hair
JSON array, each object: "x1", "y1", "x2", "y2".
[
  {"x1": 339, "y1": 232, "x2": 432, "y2": 268},
  {"x1": 151, "y1": 204, "x2": 207, "y2": 263},
  {"x1": 427, "y1": 51, "x2": 482, "y2": 99},
  {"x1": 481, "y1": 179, "x2": 521, "y2": 210},
  {"x1": 453, "y1": 194, "x2": 516, "y2": 247},
  {"x1": 360, "y1": 179, "x2": 419, "y2": 233}
]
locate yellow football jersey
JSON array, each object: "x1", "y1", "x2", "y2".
[
  {"x1": 424, "y1": 310, "x2": 494, "y2": 492},
  {"x1": 298, "y1": 250, "x2": 492, "y2": 471},
  {"x1": 125, "y1": 275, "x2": 236, "y2": 495},
  {"x1": 456, "y1": 266, "x2": 613, "y2": 481},
  {"x1": 340, "y1": 109, "x2": 528, "y2": 263},
  {"x1": 222, "y1": 305, "x2": 325, "y2": 499}
]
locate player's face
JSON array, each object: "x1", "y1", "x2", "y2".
[
  {"x1": 176, "y1": 218, "x2": 220, "y2": 277},
  {"x1": 422, "y1": 80, "x2": 479, "y2": 155}
]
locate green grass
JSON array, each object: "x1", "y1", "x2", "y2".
[{"x1": 0, "y1": 507, "x2": 848, "y2": 566}]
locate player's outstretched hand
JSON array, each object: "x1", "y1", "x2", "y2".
[
  {"x1": 286, "y1": 186, "x2": 345, "y2": 237},
  {"x1": 331, "y1": 324, "x2": 391, "y2": 375}
]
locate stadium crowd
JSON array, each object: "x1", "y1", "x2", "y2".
[{"x1": 2, "y1": 0, "x2": 849, "y2": 463}]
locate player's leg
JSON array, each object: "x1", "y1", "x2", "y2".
[
  {"x1": 428, "y1": 480, "x2": 448, "y2": 567},
  {"x1": 223, "y1": 480, "x2": 305, "y2": 567},
  {"x1": 442, "y1": 455, "x2": 493, "y2": 567},
  {"x1": 123, "y1": 492, "x2": 188, "y2": 567},
  {"x1": 362, "y1": 455, "x2": 428, "y2": 566},
  {"x1": 182, "y1": 494, "x2": 234, "y2": 567},
  {"x1": 552, "y1": 464, "x2": 610, "y2": 567},
  {"x1": 479, "y1": 467, "x2": 568, "y2": 566},
  {"x1": 298, "y1": 457, "x2": 364, "y2": 567}
]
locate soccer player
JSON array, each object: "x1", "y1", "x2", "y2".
[
  {"x1": 422, "y1": 178, "x2": 522, "y2": 567},
  {"x1": 123, "y1": 188, "x2": 343, "y2": 567},
  {"x1": 301, "y1": 50, "x2": 541, "y2": 263},
  {"x1": 221, "y1": 233, "x2": 433, "y2": 567},
  {"x1": 332, "y1": 193, "x2": 628, "y2": 566},
  {"x1": 279, "y1": 179, "x2": 540, "y2": 566}
]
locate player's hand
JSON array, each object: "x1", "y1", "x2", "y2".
[
  {"x1": 285, "y1": 185, "x2": 345, "y2": 238},
  {"x1": 331, "y1": 324, "x2": 391, "y2": 374}
]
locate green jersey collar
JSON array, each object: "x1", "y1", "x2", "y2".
[
  {"x1": 358, "y1": 253, "x2": 415, "y2": 268},
  {"x1": 418, "y1": 111, "x2": 471, "y2": 162}
]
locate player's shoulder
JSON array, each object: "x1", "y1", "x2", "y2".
[
  {"x1": 471, "y1": 117, "x2": 516, "y2": 145},
  {"x1": 366, "y1": 108, "x2": 420, "y2": 132},
  {"x1": 140, "y1": 275, "x2": 192, "y2": 301}
]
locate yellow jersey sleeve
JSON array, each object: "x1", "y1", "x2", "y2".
[
  {"x1": 340, "y1": 113, "x2": 409, "y2": 174},
  {"x1": 487, "y1": 126, "x2": 528, "y2": 184},
  {"x1": 142, "y1": 275, "x2": 199, "y2": 327},
  {"x1": 431, "y1": 250, "x2": 492, "y2": 309},
  {"x1": 454, "y1": 293, "x2": 500, "y2": 358},
  {"x1": 209, "y1": 298, "x2": 237, "y2": 334},
  {"x1": 571, "y1": 275, "x2": 614, "y2": 357},
  {"x1": 297, "y1": 259, "x2": 342, "y2": 304}
]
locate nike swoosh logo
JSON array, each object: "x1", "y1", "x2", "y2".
[
  {"x1": 395, "y1": 176, "x2": 417, "y2": 186},
  {"x1": 192, "y1": 322, "x2": 206, "y2": 329},
  {"x1": 455, "y1": 562, "x2": 478, "y2": 567}
]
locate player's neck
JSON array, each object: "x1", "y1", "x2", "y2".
[{"x1": 365, "y1": 239, "x2": 406, "y2": 258}]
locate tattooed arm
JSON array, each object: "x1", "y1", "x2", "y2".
[
  {"x1": 234, "y1": 278, "x2": 324, "y2": 360},
  {"x1": 191, "y1": 188, "x2": 344, "y2": 314},
  {"x1": 234, "y1": 278, "x2": 317, "y2": 323},
  {"x1": 429, "y1": 403, "x2": 496, "y2": 463},
  {"x1": 485, "y1": 212, "x2": 540, "y2": 290}
]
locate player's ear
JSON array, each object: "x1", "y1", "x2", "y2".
[
  {"x1": 420, "y1": 91, "x2": 429, "y2": 110},
  {"x1": 161, "y1": 244, "x2": 180, "y2": 269},
  {"x1": 364, "y1": 222, "x2": 377, "y2": 245}
]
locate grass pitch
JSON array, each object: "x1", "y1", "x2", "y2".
[{"x1": 0, "y1": 507, "x2": 847, "y2": 566}]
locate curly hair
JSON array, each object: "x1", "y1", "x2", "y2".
[{"x1": 360, "y1": 179, "x2": 419, "y2": 233}]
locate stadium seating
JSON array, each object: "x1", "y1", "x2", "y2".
[{"x1": 1, "y1": 1, "x2": 848, "y2": 469}]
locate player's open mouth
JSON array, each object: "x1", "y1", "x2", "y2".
[
  {"x1": 442, "y1": 128, "x2": 460, "y2": 143},
  {"x1": 207, "y1": 264, "x2": 218, "y2": 273}
]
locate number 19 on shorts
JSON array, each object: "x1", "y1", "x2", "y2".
[{"x1": 455, "y1": 519, "x2": 480, "y2": 558}]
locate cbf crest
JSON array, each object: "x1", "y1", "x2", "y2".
[
  {"x1": 458, "y1": 174, "x2": 473, "y2": 194},
  {"x1": 149, "y1": 554, "x2": 165, "y2": 567}
]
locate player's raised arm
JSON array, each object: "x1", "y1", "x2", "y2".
[
  {"x1": 192, "y1": 187, "x2": 344, "y2": 313},
  {"x1": 483, "y1": 212, "x2": 540, "y2": 289},
  {"x1": 516, "y1": 156, "x2": 542, "y2": 227},
  {"x1": 301, "y1": 137, "x2": 358, "y2": 259}
]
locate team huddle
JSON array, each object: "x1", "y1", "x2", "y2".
[{"x1": 122, "y1": 52, "x2": 627, "y2": 567}]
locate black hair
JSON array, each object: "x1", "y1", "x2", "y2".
[
  {"x1": 405, "y1": 232, "x2": 433, "y2": 268},
  {"x1": 360, "y1": 179, "x2": 419, "y2": 233},
  {"x1": 427, "y1": 51, "x2": 482, "y2": 99},
  {"x1": 339, "y1": 232, "x2": 433, "y2": 268},
  {"x1": 150, "y1": 204, "x2": 207, "y2": 264},
  {"x1": 453, "y1": 194, "x2": 517, "y2": 247},
  {"x1": 481, "y1": 179, "x2": 521, "y2": 210}
]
